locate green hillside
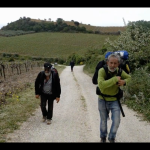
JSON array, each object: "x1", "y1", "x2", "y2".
[{"x1": 0, "y1": 32, "x2": 118, "y2": 59}]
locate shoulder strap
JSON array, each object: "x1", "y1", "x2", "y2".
[
  {"x1": 103, "y1": 65, "x2": 122, "y2": 79},
  {"x1": 117, "y1": 67, "x2": 122, "y2": 76},
  {"x1": 52, "y1": 68, "x2": 58, "y2": 73},
  {"x1": 103, "y1": 65, "x2": 111, "y2": 80},
  {"x1": 96, "y1": 60, "x2": 105, "y2": 70}
]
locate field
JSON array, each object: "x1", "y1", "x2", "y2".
[{"x1": 0, "y1": 32, "x2": 119, "y2": 59}]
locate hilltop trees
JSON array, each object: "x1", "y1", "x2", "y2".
[
  {"x1": 1, "y1": 17, "x2": 122, "y2": 35},
  {"x1": 1, "y1": 17, "x2": 93, "y2": 34}
]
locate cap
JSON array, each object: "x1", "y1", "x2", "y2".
[{"x1": 44, "y1": 63, "x2": 52, "y2": 68}]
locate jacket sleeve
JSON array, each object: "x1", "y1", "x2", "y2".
[
  {"x1": 53, "y1": 71, "x2": 61, "y2": 98},
  {"x1": 121, "y1": 70, "x2": 131, "y2": 85},
  {"x1": 98, "y1": 68, "x2": 118, "y2": 92},
  {"x1": 56, "y1": 74, "x2": 61, "y2": 98},
  {"x1": 35, "y1": 72, "x2": 42, "y2": 95}
]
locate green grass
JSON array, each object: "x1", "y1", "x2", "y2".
[
  {"x1": 0, "y1": 84, "x2": 40, "y2": 142},
  {"x1": 0, "y1": 32, "x2": 118, "y2": 59}
]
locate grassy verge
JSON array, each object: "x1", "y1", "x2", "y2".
[{"x1": 0, "y1": 65, "x2": 66, "y2": 143}]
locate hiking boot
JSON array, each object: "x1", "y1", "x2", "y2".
[
  {"x1": 100, "y1": 137, "x2": 106, "y2": 143},
  {"x1": 109, "y1": 139, "x2": 115, "y2": 143},
  {"x1": 42, "y1": 116, "x2": 47, "y2": 122},
  {"x1": 47, "y1": 119, "x2": 52, "y2": 125}
]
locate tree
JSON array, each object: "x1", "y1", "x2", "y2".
[
  {"x1": 74, "y1": 21, "x2": 79, "y2": 26},
  {"x1": 33, "y1": 24, "x2": 41, "y2": 32},
  {"x1": 56, "y1": 18, "x2": 63, "y2": 25}
]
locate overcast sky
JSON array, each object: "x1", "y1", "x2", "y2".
[{"x1": 0, "y1": 7, "x2": 150, "y2": 29}]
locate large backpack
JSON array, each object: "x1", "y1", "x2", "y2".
[
  {"x1": 114, "y1": 50, "x2": 130, "y2": 74},
  {"x1": 92, "y1": 50, "x2": 130, "y2": 118},
  {"x1": 96, "y1": 65, "x2": 125, "y2": 117},
  {"x1": 92, "y1": 50, "x2": 130, "y2": 85}
]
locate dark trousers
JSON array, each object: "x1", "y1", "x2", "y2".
[
  {"x1": 71, "y1": 66, "x2": 74, "y2": 71},
  {"x1": 40, "y1": 93, "x2": 55, "y2": 120}
]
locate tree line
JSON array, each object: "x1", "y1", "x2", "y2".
[
  {"x1": 1, "y1": 17, "x2": 120, "y2": 35},
  {"x1": 1, "y1": 17, "x2": 91, "y2": 33}
]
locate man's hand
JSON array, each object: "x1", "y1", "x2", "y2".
[
  {"x1": 35, "y1": 95, "x2": 40, "y2": 99},
  {"x1": 116, "y1": 76, "x2": 126, "y2": 86},
  {"x1": 117, "y1": 80, "x2": 126, "y2": 86},
  {"x1": 116, "y1": 76, "x2": 121, "y2": 81},
  {"x1": 56, "y1": 97, "x2": 60, "y2": 103}
]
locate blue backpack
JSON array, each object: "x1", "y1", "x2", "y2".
[
  {"x1": 92, "y1": 50, "x2": 130, "y2": 85},
  {"x1": 114, "y1": 50, "x2": 129, "y2": 60}
]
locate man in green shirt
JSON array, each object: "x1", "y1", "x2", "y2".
[{"x1": 98, "y1": 53, "x2": 131, "y2": 143}]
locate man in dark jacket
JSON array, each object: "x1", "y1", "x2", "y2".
[
  {"x1": 35, "y1": 62, "x2": 61, "y2": 125},
  {"x1": 70, "y1": 60, "x2": 75, "y2": 72}
]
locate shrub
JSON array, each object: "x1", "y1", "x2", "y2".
[
  {"x1": 127, "y1": 67, "x2": 150, "y2": 101},
  {"x1": 8, "y1": 57, "x2": 15, "y2": 62},
  {"x1": 80, "y1": 62, "x2": 84, "y2": 65},
  {"x1": 13, "y1": 54, "x2": 19, "y2": 57}
]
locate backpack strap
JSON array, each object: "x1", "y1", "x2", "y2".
[
  {"x1": 103, "y1": 65, "x2": 112, "y2": 80},
  {"x1": 117, "y1": 67, "x2": 122, "y2": 76},
  {"x1": 119, "y1": 60, "x2": 130, "y2": 74},
  {"x1": 51, "y1": 67, "x2": 58, "y2": 73}
]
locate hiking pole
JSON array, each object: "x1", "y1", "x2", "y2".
[
  {"x1": 117, "y1": 87, "x2": 125, "y2": 117},
  {"x1": 117, "y1": 99, "x2": 125, "y2": 117}
]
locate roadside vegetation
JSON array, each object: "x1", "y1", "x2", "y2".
[
  {"x1": 0, "y1": 65, "x2": 65, "y2": 142},
  {"x1": 84, "y1": 20, "x2": 150, "y2": 123},
  {"x1": 0, "y1": 19, "x2": 150, "y2": 142}
]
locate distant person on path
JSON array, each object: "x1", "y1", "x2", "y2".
[
  {"x1": 70, "y1": 60, "x2": 75, "y2": 72},
  {"x1": 35, "y1": 62, "x2": 61, "y2": 125},
  {"x1": 97, "y1": 53, "x2": 131, "y2": 143}
]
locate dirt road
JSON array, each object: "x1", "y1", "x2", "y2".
[{"x1": 6, "y1": 65, "x2": 150, "y2": 142}]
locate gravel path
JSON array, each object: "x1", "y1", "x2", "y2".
[{"x1": 6, "y1": 65, "x2": 150, "y2": 142}]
